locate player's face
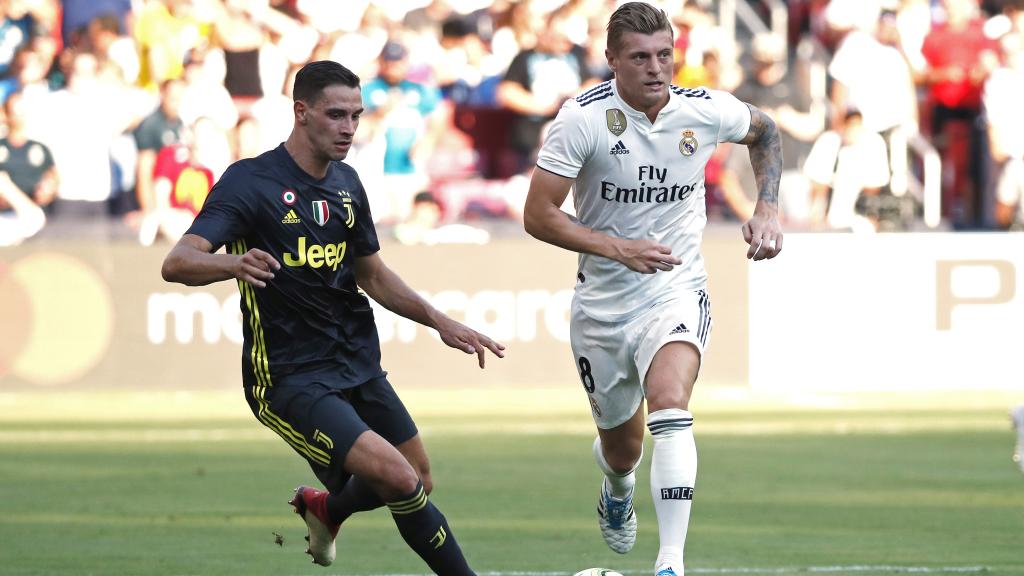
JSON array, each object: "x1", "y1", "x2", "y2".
[
  {"x1": 606, "y1": 29, "x2": 674, "y2": 115},
  {"x1": 299, "y1": 84, "x2": 363, "y2": 161}
]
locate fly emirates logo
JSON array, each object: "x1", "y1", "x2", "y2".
[
  {"x1": 284, "y1": 236, "x2": 347, "y2": 271},
  {"x1": 600, "y1": 165, "x2": 696, "y2": 204}
]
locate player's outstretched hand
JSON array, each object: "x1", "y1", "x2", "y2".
[
  {"x1": 235, "y1": 248, "x2": 281, "y2": 288},
  {"x1": 613, "y1": 238, "x2": 682, "y2": 274},
  {"x1": 742, "y1": 209, "x2": 783, "y2": 261},
  {"x1": 436, "y1": 317, "x2": 506, "y2": 368}
]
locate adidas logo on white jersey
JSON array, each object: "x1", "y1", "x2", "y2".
[
  {"x1": 669, "y1": 323, "x2": 688, "y2": 335},
  {"x1": 610, "y1": 140, "x2": 630, "y2": 155}
]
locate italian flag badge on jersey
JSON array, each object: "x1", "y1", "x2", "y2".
[{"x1": 312, "y1": 200, "x2": 330, "y2": 226}]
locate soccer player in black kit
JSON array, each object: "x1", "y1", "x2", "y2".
[{"x1": 161, "y1": 61, "x2": 505, "y2": 574}]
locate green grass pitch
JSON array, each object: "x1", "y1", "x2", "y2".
[{"x1": 0, "y1": 389, "x2": 1021, "y2": 576}]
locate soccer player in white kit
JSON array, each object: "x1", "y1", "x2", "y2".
[{"x1": 523, "y1": 3, "x2": 784, "y2": 576}]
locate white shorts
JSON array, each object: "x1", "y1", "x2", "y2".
[{"x1": 569, "y1": 289, "x2": 712, "y2": 429}]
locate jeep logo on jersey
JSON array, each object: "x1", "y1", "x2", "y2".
[
  {"x1": 339, "y1": 190, "x2": 355, "y2": 228},
  {"x1": 312, "y1": 200, "x2": 329, "y2": 226},
  {"x1": 283, "y1": 237, "x2": 347, "y2": 270},
  {"x1": 606, "y1": 109, "x2": 627, "y2": 136}
]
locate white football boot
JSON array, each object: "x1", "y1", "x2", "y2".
[{"x1": 597, "y1": 477, "x2": 637, "y2": 554}]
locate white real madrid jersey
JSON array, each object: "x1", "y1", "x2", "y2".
[{"x1": 536, "y1": 80, "x2": 751, "y2": 322}]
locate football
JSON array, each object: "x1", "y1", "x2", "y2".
[{"x1": 573, "y1": 569, "x2": 624, "y2": 576}]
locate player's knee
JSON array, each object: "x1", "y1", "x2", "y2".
[
  {"x1": 356, "y1": 445, "x2": 422, "y2": 500},
  {"x1": 377, "y1": 461, "x2": 421, "y2": 500},
  {"x1": 604, "y1": 440, "x2": 643, "y2": 472},
  {"x1": 407, "y1": 455, "x2": 432, "y2": 494},
  {"x1": 646, "y1": 378, "x2": 694, "y2": 412},
  {"x1": 410, "y1": 456, "x2": 431, "y2": 490},
  {"x1": 646, "y1": 388, "x2": 689, "y2": 412},
  {"x1": 645, "y1": 343, "x2": 699, "y2": 411},
  {"x1": 599, "y1": 432, "x2": 643, "y2": 473},
  {"x1": 399, "y1": 452, "x2": 432, "y2": 493}
]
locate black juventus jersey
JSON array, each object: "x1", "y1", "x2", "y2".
[{"x1": 187, "y1": 144, "x2": 385, "y2": 389}]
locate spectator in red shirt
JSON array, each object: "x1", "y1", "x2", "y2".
[
  {"x1": 137, "y1": 122, "x2": 214, "y2": 246},
  {"x1": 920, "y1": 0, "x2": 1000, "y2": 228}
]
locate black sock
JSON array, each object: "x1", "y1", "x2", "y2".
[
  {"x1": 326, "y1": 476, "x2": 384, "y2": 524},
  {"x1": 387, "y1": 481, "x2": 475, "y2": 576}
]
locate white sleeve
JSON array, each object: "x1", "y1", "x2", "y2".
[
  {"x1": 536, "y1": 100, "x2": 594, "y2": 179},
  {"x1": 802, "y1": 132, "x2": 841, "y2": 186},
  {"x1": 711, "y1": 89, "x2": 752, "y2": 144}
]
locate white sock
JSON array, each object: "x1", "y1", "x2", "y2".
[
  {"x1": 648, "y1": 408, "x2": 696, "y2": 571},
  {"x1": 593, "y1": 436, "x2": 642, "y2": 498}
]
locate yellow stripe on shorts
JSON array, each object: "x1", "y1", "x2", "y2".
[{"x1": 233, "y1": 240, "x2": 331, "y2": 467}]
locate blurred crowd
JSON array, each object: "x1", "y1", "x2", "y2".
[{"x1": 1, "y1": 0, "x2": 1023, "y2": 247}]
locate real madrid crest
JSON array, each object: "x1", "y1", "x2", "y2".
[
  {"x1": 606, "y1": 109, "x2": 627, "y2": 137},
  {"x1": 679, "y1": 130, "x2": 698, "y2": 157}
]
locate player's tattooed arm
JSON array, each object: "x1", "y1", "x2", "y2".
[
  {"x1": 736, "y1": 103, "x2": 784, "y2": 261},
  {"x1": 737, "y1": 103, "x2": 782, "y2": 208}
]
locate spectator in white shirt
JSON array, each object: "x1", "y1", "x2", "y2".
[{"x1": 804, "y1": 108, "x2": 891, "y2": 231}]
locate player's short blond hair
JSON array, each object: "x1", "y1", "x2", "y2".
[{"x1": 606, "y1": 2, "x2": 674, "y2": 53}]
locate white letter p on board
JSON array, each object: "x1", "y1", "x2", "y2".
[{"x1": 935, "y1": 260, "x2": 1015, "y2": 331}]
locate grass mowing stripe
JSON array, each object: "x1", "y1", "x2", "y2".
[
  {"x1": 0, "y1": 409, "x2": 1015, "y2": 444},
  {"x1": 0, "y1": 428, "x2": 275, "y2": 443},
  {"x1": 2, "y1": 389, "x2": 1021, "y2": 423},
  {"x1": 351, "y1": 568, "x2": 990, "y2": 576}
]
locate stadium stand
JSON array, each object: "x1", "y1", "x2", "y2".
[{"x1": 1, "y1": 0, "x2": 1022, "y2": 245}]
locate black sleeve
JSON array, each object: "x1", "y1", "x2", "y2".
[
  {"x1": 185, "y1": 163, "x2": 256, "y2": 250},
  {"x1": 503, "y1": 50, "x2": 531, "y2": 88}
]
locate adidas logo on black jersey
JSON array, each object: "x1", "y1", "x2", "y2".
[
  {"x1": 282, "y1": 209, "x2": 301, "y2": 224},
  {"x1": 610, "y1": 140, "x2": 630, "y2": 155},
  {"x1": 669, "y1": 323, "x2": 688, "y2": 335}
]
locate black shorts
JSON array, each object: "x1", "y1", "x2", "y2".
[{"x1": 243, "y1": 376, "x2": 418, "y2": 492}]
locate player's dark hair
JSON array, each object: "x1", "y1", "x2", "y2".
[
  {"x1": 606, "y1": 1, "x2": 673, "y2": 53},
  {"x1": 293, "y1": 60, "x2": 360, "y2": 104}
]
